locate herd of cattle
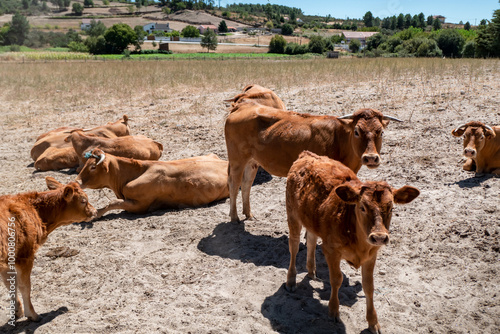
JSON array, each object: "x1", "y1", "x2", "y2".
[{"x1": 1, "y1": 84, "x2": 499, "y2": 332}]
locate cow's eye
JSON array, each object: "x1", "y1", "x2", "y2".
[
  {"x1": 380, "y1": 131, "x2": 384, "y2": 137},
  {"x1": 354, "y1": 128, "x2": 360, "y2": 137},
  {"x1": 480, "y1": 135, "x2": 485, "y2": 139},
  {"x1": 90, "y1": 165, "x2": 96, "y2": 170},
  {"x1": 360, "y1": 205, "x2": 366, "y2": 212},
  {"x1": 81, "y1": 198, "x2": 87, "y2": 204}
]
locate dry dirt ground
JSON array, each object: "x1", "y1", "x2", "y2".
[{"x1": 0, "y1": 60, "x2": 499, "y2": 334}]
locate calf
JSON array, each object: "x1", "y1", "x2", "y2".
[
  {"x1": 75, "y1": 149, "x2": 229, "y2": 218},
  {"x1": 452, "y1": 121, "x2": 500, "y2": 174},
  {"x1": 285, "y1": 151, "x2": 419, "y2": 333},
  {"x1": 66, "y1": 131, "x2": 163, "y2": 169},
  {"x1": 225, "y1": 84, "x2": 286, "y2": 109},
  {"x1": 0, "y1": 178, "x2": 96, "y2": 322}
]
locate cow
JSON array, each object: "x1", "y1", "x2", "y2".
[
  {"x1": 65, "y1": 131, "x2": 163, "y2": 170},
  {"x1": 224, "y1": 84, "x2": 286, "y2": 110},
  {"x1": 31, "y1": 115, "x2": 131, "y2": 171},
  {"x1": 285, "y1": 151, "x2": 419, "y2": 333},
  {"x1": 452, "y1": 121, "x2": 500, "y2": 175},
  {"x1": 0, "y1": 177, "x2": 97, "y2": 322},
  {"x1": 224, "y1": 95, "x2": 402, "y2": 222},
  {"x1": 75, "y1": 149, "x2": 229, "y2": 218}
]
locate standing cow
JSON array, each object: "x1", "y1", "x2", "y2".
[
  {"x1": 75, "y1": 149, "x2": 229, "y2": 218},
  {"x1": 0, "y1": 177, "x2": 97, "y2": 321},
  {"x1": 224, "y1": 87, "x2": 402, "y2": 222},
  {"x1": 452, "y1": 121, "x2": 500, "y2": 174},
  {"x1": 285, "y1": 151, "x2": 419, "y2": 333}
]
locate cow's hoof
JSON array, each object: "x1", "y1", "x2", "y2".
[
  {"x1": 28, "y1": 314, "x2": 41, "y2": 322},
  {"x1": 368, "y1": 323, "x2": 382, "y2": 334},
  {"x1": 285, "y1": 283, "x2": 297, "y2": 292},
  {"x1": 15, "y1": 309, "x2": 24, "y2": 319},
  {"x1": 328, "y1": 313, "x2": 341, "y2": 323},
  {"x1": 244, "y1": 214, "x2": 256, "y2": 221}
]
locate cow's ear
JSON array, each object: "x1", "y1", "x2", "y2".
[
  {"x1": 63, "y1": 185, "x2": 75, "y2": 201},
  {"x1": 335, "y1": 184, "x2": 360, "y2": 203},
  {"x1": 485, "y1": 128, "x2": 496, "y2": 139},
  {"x1": 452, "y1": 127, "x2": 466, "y2": 137},
  {"x1": 393, "y1": 186, "x2": 420, "y2": 204},
  {"x1": 46, "y1": 176, "x2": 63, "y2": 190},
  {"x1": 382, "y1": 120, "x2": 390, "y2": 128},
  {"x1": 338, "y1": 118, "x2": 354, "y2": 127}
]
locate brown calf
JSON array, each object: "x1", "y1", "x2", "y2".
[
  {"x1": 225, "y1": 84, "x2": 286, "y2": 110},
  {"x1": 224, "y1": 95, "x2": 402, "y2": 222},
  {"x1": 0, "y1": 178, "x2": 96, "y2": 322},
  {"x1": 285, "y1": 152, "x2": 419, "y2": 333},
  {"x1": 75, "y1": 149, "x2": 229, "y2": 218},
  {"x1": 452, "y1": 121, "x2": 500, "y2": 175}
]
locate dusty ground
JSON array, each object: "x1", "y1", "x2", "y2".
[{"x1": 0, "y1": 59, "x2": 499, "y2": 334}]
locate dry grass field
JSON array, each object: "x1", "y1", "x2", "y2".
[{"x1": 0, "y1": 58, "x2": 499, "y2": 334}]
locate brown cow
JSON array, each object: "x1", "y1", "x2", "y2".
[
  {"x1": 0, "y1": 177, "x2": 97, "y2": 322},
  {"x1": 285, "y1": 151, "x2": 419, "y2": 333},
  {"x1": 452, "y1": 121, "x2": 500, "y2": 175},
  {"x1": 75, "y1": 149, "x2": 229, "y2": 218},
  {"x1": 31, "y1": 115, "x2": 131, "y2": 171},
  {"x1": 224, "y1": 96, "x2": 402, "y2": 222},
  {"x1": 225, "y1": 84, "x2": 286, "y2": 110},
  {"x1": 66, "y1": 131, "x2": 163, "y2": 169}
]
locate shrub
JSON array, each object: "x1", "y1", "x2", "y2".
[
  {"x1": 349, "y1": 39, "x2": 361, "y2": 53},
  {"x1": 284, "y1": 42, "x2": 308, "y2": 55},
  {"x1": 181, "y1": 25, "x2": 199, "y2": 38},
  {"x1": 462, "y1": 40, "x2": 476, "y2": 58},
  {"x1": 68, "y1": 41, "x2": 88, "y2": 52},
  {"x1": 281, "y1": 23, "x2": 293, "y2": 35},
  {"x1": 9, "y1": 44, "x2": 20, "y2": 52},
  {"x1": 268, "y1": 35, "x2": 286, "y2": 53},
  {"x1": 72, "y1": 3, "x2": 83, "y2": 16},
  {"x1": 415, "y1": 39, "x2": 442, "y2": 57},
  {"x1": 435, "y1": 29, "x2": 465, "y2": 57}
]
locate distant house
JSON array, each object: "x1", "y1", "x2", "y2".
[
  {"x1": 81, "y1": 19, "x2": 94, "y2": 30},
  {"x1": 432, "y1": 15, "x2": 446, "y2": 23},
  {"x1": 227, "y1": 26, "x2": 237, "y2": 32},
  {"x1": 342, "y1": 31, "x2": 378, "y2": 47},
  {"x1": 143, "y1": 22, "x2": 171, "y2": 34},
  {"x1": 198, "y1": 25, "x2": 218, "y2": 34},
  {"x1": 296, "y1": 18, "x2": 304, "y2": 23}
]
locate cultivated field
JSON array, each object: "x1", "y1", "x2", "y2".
[{"x1": 0, "y1": 58, "x2": 499, "y2": 333}]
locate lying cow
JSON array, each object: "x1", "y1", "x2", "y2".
[
  {"x1": 75, "y1": 149, "x2": 229, "y2": 218},
  {"x1": 224, "y1": 92, "x2": 402, "y2": 222},
  {"x1": 285, "y1": 151, "x2": 419, "y2": 333},
  {"x1": 31, "y1": 115, "x2": 131, "y2": 171},
  {"x1": 452, "y1": 121, "x2": 500, "y2": 175},
  {"x1": 66, "y1": 131, "x2": 163, "y2": 169},
  {"x1": 225, "y1": 84, "x2": 286, "y2": 109},
  {"x1": 0, "y1": 177, "x2": 96, "y2": 321}
]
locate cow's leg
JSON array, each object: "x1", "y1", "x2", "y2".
[
  {"x1": 16, "y1": 261, "x2": 40, "y2": 322},
  {"x1": 362, "y1": 256, "x2": 381, "y2": 334},
  {"x1": 305, "y1": 231, "x2": 318, "y2": 279},
  {"x1": 241, "y1": 160, "x2": 259, "y2": 220},
  {"x1": 1, "y1": 269, "x2": 23, "y2": 318},
  {"x1": 491, "y1": 168, "x2": 500, "y2": 175},
  {"x1": 323, "y1": 250, "x2": 342, "y2": 322},
  {"x1": 285, "y1": 214, "x2": 301, "y2": 292},
  {"x1": 96, "y1": 199, "x2": 146, "y2": 218},
  {"x1": 463, "y1": 158, "x2": 476, "y2": 171},
  {"x1": 228, "y1": 162, "x2": 246, "y2": 222}
]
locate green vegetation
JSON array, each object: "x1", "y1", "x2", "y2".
[
  {"x1": 181, "y1": 25, "x2": 200, "y2": 38},
  {"x1": 200, "y1": 29, "x2": 217, "y2": 52}
]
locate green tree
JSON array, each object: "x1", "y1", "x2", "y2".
[
  {"x1": 6, "y1": 12, "x2": 30, "y2": 45},
  {"x1": 22, "y1": 0, "x2": 30, "y2": 10},
  {"x1": 200, "y1": 28, "x2": 217, "y2": 52},
  {"x1": 462, "y1": 40, "x2": 475, "y2": 58},
  {"x1": 426, "y1": 15, "x2": 433, "y2": 26},
  {"x1": 83, "y1": 0, "x2": 94, "y2": 7},
  {"x1": 181, "y1": 25, "x2": 199, "y2": 38},
  {"x1": 104, "y1": 23, "x2": 137, "y2": 54},
  {"x1": 418, "y1": 13, "x2": 426, "y2": 28},
  {"x1": 464, "y1": 21, "x2": 471, "y2": 30},
  {"x1": 363, "y1": 11, "x2": 373, "y2": 27},
  {"x1": 404, "y1": 14, "x2": 412, "y2": 28},
  {"x1": 397, "y1": 13, "x2": 404, "y2": 30},
  {"x1": 281, "y1": 23, "x2": 293, "y2": 35},
  {"x1": 491, "y1": 6, "x2": 500, "y2": 57},
  {"x1": 72, "y1": 3, "x2": 84, "y2": 16},
  {"x1": 85, "y1": 35, "x2": 107, "y2": 54},
  {"x1": 268, "y1": 34, "x2": 286, "y2": 53},
  {"x1": 133, "y1": 25, "x2": 145, "y2": 50},
  {"x1": 349, "y1": 38, "x2": 361, "y2": 53},
  {"x1": 436, "y1": 29, "x2": 464, "y2": 57},
  {"x1": 308, "y1": 35, "x2": 326, "y2": 53},
  {"x1": 218, "y1": 20, "x2": 228, "y2": 33},
  {"x1": 432, "y1": 18, "x2": 442, "y2": 30},
  {"x1": 87, "y1": 19, "x2": 106, "y2": 37}
]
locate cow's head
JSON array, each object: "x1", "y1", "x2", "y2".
[
  {"x1": 74, "y1": 148, "x2": 109, "y2": 189},
  {"x1": 339, "y1": 108, "x2": 402, "y2": 169},
  {"x1": 452, "y1": 121, "x2": 496, "y2": 159},
  {"x1": 105, "y1": 114, "x2": 131, "y2": 136},
  {"x1": 335, "y1": 181, "x2": 419, "y2": 246},
  {"x1": 45, "y1": 176, "x2": 97, "y2": 223}
]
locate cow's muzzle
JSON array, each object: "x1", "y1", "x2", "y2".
[
  {"x1": 362, "y1": 154, "x2": 381, "y2": 168},
  {"x1": 368, "y1": 232, "x2": 390, "y2": 246},
  {"x1": 464, "y1": 148, "x2": 476, "y2": 158}
]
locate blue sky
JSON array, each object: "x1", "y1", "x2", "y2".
[{"x1": 222, "y1": 0, "x2": 499, "y2": 24}]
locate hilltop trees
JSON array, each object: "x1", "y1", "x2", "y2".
[{"x1": 5, "y1": 12, "x2": 30, "y2": 46}]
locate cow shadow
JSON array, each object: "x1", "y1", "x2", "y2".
[
  {"x1": 0, "y1": 306, "x2": 68, "y2": 334},
  {"x1": 253, "y1": 167, "x2": 273, "y2": 186},
  {"x1": 30, "y1": 168, "x2": 78, "y2": 176},
  {"x1": 262, "y1": 274, "x2": 362, "y2": 334},
  {"x1": 197, "y1": 220, "x2": 291, "y2": 268},
  {"x1": 452, "y1": 173, "x2": 496, "y2": 188}
]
